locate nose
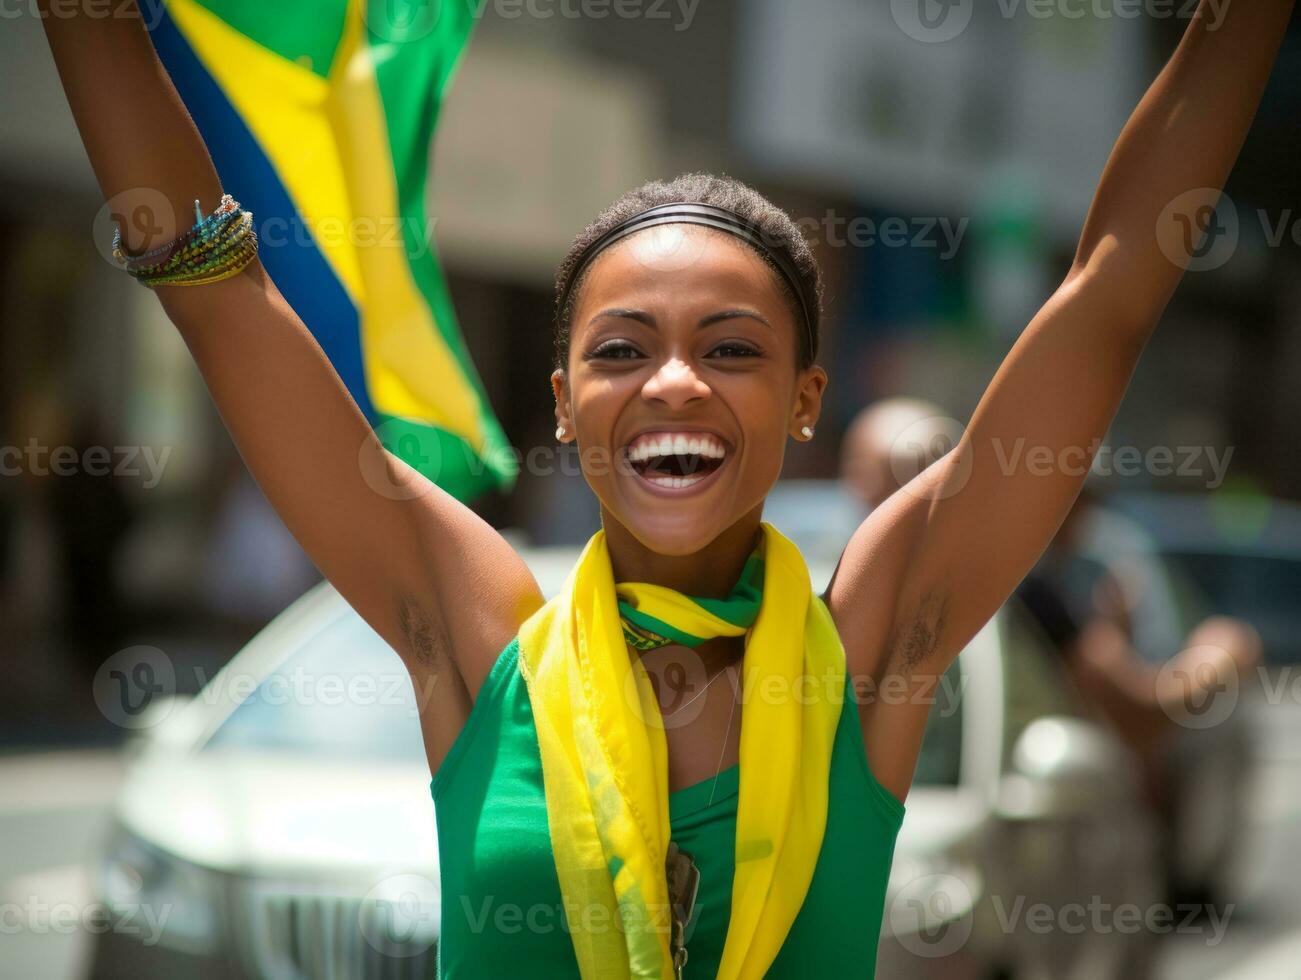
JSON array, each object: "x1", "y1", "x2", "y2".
[{"x1": 641, "y1": 356, "x2": 711, "y2": 411}]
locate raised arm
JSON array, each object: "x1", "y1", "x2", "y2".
[
  {"x1": 829, "y1": 0, "x2": 1293, "y2": 799},
  {"x1": 38, "y1": 2, "x2": 543, "y2": 726}
]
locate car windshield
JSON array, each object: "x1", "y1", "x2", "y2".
[
  {"x1": 203, "y1": 611, "x2": 427, "y2": 763},
  {"x1": 1160, "y1": 550, "x2": 1301, "y2": 666}
]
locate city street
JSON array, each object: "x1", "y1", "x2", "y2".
[{"x1": 0, "y1": 751, "x2": 125, "y2": 980}]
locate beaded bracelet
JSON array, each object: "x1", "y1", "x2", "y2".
[{"x1": 112, "y1": 193, "x2": 259, "y2": 288}]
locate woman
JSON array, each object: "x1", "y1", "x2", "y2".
[{"x1": 40, "y1": 1, "x2": 1292, "y2": 976}]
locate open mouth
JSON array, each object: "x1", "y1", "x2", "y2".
[
  {"x1": 625, "y1": 431, "x2": 728, "y2": 491},
  {"x1": 633, "y1": 453, "x2": 724, "y2": 489}
]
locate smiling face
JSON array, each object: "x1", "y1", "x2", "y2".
[{"x1": 552, "y1": 224, "x2": 827, "y2": 557}]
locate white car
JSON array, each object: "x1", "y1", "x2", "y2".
[
  {"x1": 877, "y1": 600, "x2": 1163, "y2": 979},
  {"x1": 90, "y1": 547, "x2": 585, "y2": 980},
  {"x1": 89, "y1": 548, "x2": 1160, "y2": 979}
]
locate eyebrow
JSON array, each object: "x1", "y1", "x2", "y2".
[{"x1": 590, "y1": 308, "x2": 773, "y2": 330}]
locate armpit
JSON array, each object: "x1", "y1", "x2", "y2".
[
  {"x1": 889, "y1": 588, "x2": 952, "y2": 671},
  {"x1": 397, "y1": 593, "x2": 452, "y2": 675}
]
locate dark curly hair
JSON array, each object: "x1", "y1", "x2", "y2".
[{"x1": 553, "y1": 173, "x2": 823, "y2": 371}]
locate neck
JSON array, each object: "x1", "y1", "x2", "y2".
[
  {"x1": 603, "y1": 508, "x2": 762, "y2": 676},
  {"x1": 600, "y1": 505, "x2": 764, "y2": 598}
]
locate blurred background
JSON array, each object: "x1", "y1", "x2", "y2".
[{"x1": 3, "y1": 1, "x2": 1301, "y2": 978}]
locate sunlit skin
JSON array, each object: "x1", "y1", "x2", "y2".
[{"x1": 549, "y1": 226, "x2": 827, "y2": 786}]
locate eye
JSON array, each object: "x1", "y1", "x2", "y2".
[
  {"x1": 582, "y1": 340, "x2": 759, "y2": 364},
  {"x1": 712, "y1": 343, "x2": 759, "y2": 359},
  {"x1": 586, "y1": 340, "x2": 645, "y2": 361}
]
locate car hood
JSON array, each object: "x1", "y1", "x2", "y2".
[
  {"x1": 118, "y1": 748, "x2": 438, "y2": 880},
  {"x1": 882, "y1": 788, "x2": 988, "y2": 935},
  {"x1": 118, "y1": 757, "x2": 984, "y2": 888},
  {"x1": 894, "y1": 786, "x2": 987, "y2": 855}
]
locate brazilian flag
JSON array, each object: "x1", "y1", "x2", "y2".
[{"x1": 142, "y1": 0, "x2": 515, "y2": 501}]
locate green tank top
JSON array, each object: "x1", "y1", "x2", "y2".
[{"x1": 431, "y1": 638, "x2": 905, "y2": 978}]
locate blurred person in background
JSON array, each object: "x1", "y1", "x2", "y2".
[
  {"x1": 840, "y1": 397, "x2": 953, "y2": 513},
  {"x1": 47, "y1": 407, "x2": 136, "y2": 676},
  {"x1": 1015, "y1": 487, "x2": 1262, "y2": 904},
  {"x1": 1016, "y1": 487, "x2": 1261, "y2": 755},
  {"x1": 36, "y1": 0, "x2": 1293, "y2": 976},
  {"x1": 4, "y1": 378, "x2": 137, "y2": 728}
]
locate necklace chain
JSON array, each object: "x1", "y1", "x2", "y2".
[
  {"x1": 661, "y1": 657, "x2": 736, "y2": 719},
  {"x1": 648, "y1": 652, "x2": 742, "y2": 807},
  {"x1": 708, "y1": 666, "x2": 740, "y2": 807}
]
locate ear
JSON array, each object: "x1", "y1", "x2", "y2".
[
  {"x1": 790, "y1": 365, "x2": 828, "y2": 441},
  {"x1": 551, "y1": 368, "x2": 575, "y2": 442}
]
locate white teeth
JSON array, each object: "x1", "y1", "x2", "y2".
[
  {"x1": 626, "y1": 432, "x2": 727, "y2": 462},
  {"x1": 644, "y1": 472, "x2": 706, "y2": 489}
]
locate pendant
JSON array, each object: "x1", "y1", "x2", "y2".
[{"x1": 665, "y1": 840, "x2": 701, "y2": 979}]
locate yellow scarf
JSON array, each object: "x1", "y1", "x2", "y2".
[{"x1": 517, "y1": 522, "x2": 845, "y2": 979}]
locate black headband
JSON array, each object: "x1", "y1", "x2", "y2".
[{"x1": 557, "y1": 202, "x2": 818, "y2": 362}]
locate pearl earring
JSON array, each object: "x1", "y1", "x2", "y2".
[
  {"x1": 801, "y1": 426, "x2": 814, "y2": 439},
  {"x1": 556, "y1": 425, "x2": 567, "y2": 440}
]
